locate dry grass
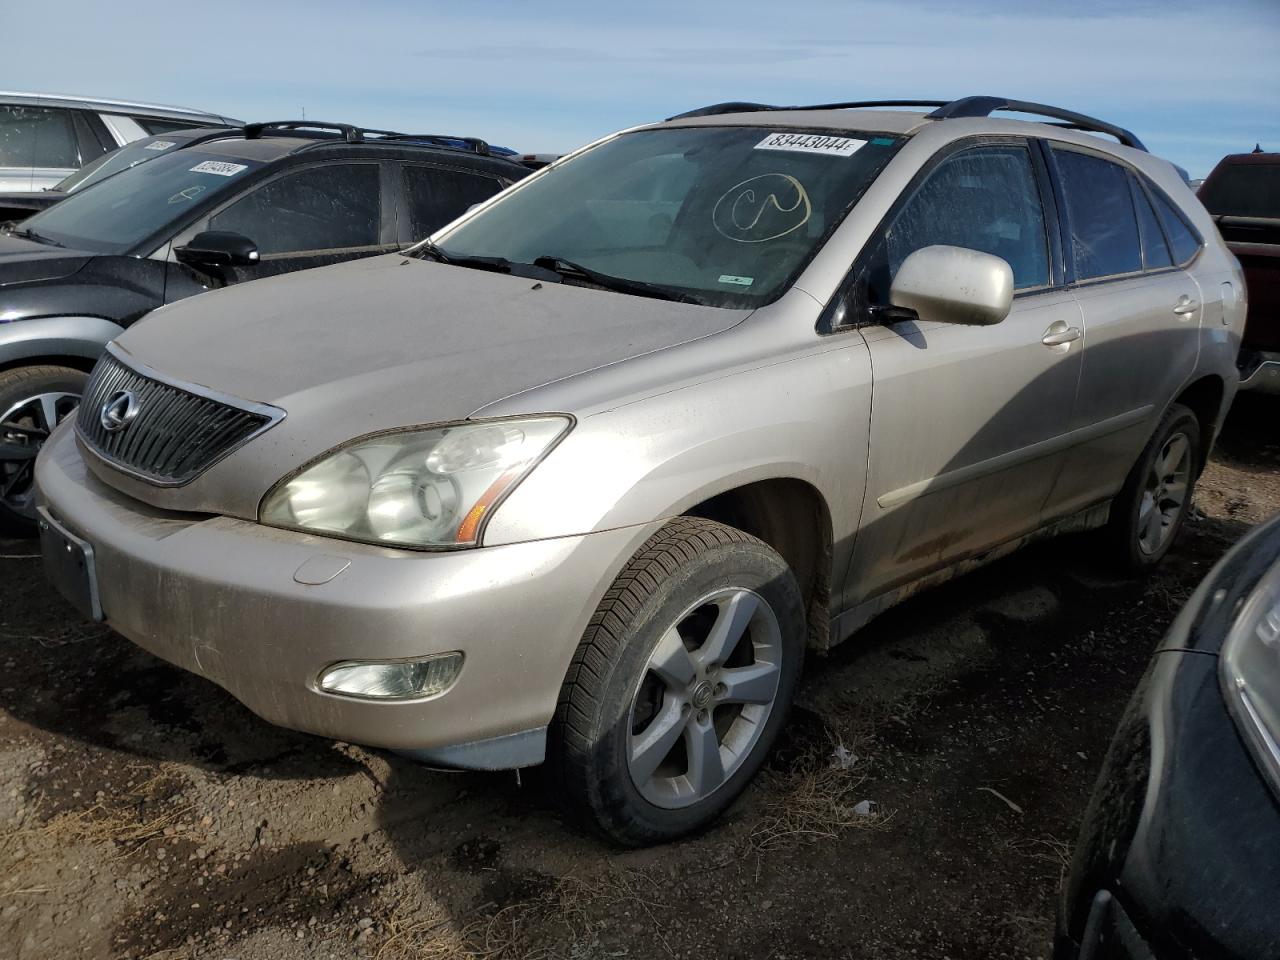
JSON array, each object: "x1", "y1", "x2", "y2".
[
  {"x1": 749, "y1": 735, "x2": 893, "y2": 851},
  {"x1": 376, "y1": 868, "x2": 667, "y2": 960},
  {"x1": 26, "y1": 770, "x2": 195, "y2": 857},
  {"x1": 1006, "y1": 835, "x2": 1071, "y2": 870}
]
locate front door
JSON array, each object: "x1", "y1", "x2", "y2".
[
  {"x1": 841, "y1": 141, "x2": 1083, "y2": 609},
  {"x1": 163, "y1": 161, "x2": 395, "y2": 302}
]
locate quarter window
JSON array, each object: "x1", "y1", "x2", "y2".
[
  {"x1": 0, "y1": 105, "x2": 79, "y2": 169},
  {"x1": 1129, "y1": 175, "x2": 1173, "y2": 270},
  {"x1": 1052, "y1": 148, "x2": 1143, "y2": 281},
  {"x1": 883, "y1": 144, "x2": 1051, "y2": 291},
  {"x1": 1150, "y1": 189, "x2": 1201, "y2": 265},
  {"x1": 210, "y1": 163, "x2": 380, "y2": 255},
  {"x1": 403, "y1": 166, "x2": 505, "y2": 239}
]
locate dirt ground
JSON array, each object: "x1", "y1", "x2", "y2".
[{"x1": 2, "y1": 396, "x2": 1277, "y2": 960}]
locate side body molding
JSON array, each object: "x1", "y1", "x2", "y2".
[{"x1": 0, "y1": 316, "x2": 125, "y2": 366}]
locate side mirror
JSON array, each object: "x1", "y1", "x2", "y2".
[
  {"x1": 888, "y1": 245, "x2": 1014, "y2": 326},
  {"x1": 174, "y1": 231, "x2": 260, "y2": 269}
]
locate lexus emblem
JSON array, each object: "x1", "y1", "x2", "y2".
[{"x1": 100, "y1": 390, "x2": 140, "y2": 432}]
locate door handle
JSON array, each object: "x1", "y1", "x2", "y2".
[
  {"x1": 1042, "y1": 323, "x2": 1082, "y2": 348},
  {"x1": 1173, "y1": 295, "x2": 1199, "y2": 316}
]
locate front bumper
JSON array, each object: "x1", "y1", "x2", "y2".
[
  {"x1": 35, "y1": 423, "x2": 659, "y2": 768},
  {"x1": 1238, "y1": 348, "x2": 1280, "y2": 394}
]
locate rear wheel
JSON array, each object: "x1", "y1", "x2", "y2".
[
  {"x1": 549, "y1": 518, "x2": 804, "y2": 846},
  {"x1": 1103, "y1": 403, "x2": 1201, "y2": 572},
  {"x1": 0, "y1": 365, "x2": 86, "y2": 533}
]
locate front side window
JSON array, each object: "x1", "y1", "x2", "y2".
[
  {"x1": 434, "y1": 126, "x2": 903, "y2": 307},
  {"x1": 210, "y1": 163, "x2": 380, "y2": 255},
  {"x1": 1052, "y1": 148, "x2": 1143, "y2": 281},
  {"x1": 20, "y1": 148, "x2": 265, "y2": 253},
  {"x1": 0, "y1": 105, "x2": 79, "y2": 169},
  {"x1": 882, "y1": 144, "x2": 1050, "y2": 291},
  {"x1": 403, "y1": 166, "x2": 504, "y2": 239}
]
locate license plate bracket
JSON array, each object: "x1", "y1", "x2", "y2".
[{"x1": 38, "y1": 507, "x2": 103, "y2": 622}]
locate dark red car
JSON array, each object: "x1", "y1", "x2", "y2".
[{"x1": 1199, "y1": 150, "x2": 1280, "y2": 393}]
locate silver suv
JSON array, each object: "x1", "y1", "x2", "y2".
[
  {"x1": 35, "y1": 96, "x2": 1245, "y2": 845},
  {"x1": 0, "y1": 91, "x2": 239, "y2": 194}
]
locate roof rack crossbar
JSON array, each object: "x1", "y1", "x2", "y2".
[{"x1": 926, "y1": 97, "x2": 1147, "y2": 151}]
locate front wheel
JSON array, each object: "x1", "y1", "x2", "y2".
[
  {"x1": 0, "y1": 365, "x2": 86, "y2": 533},
  {"x1": 1103, "y1": 402, "x2": 1201, "y2": 573},
  {"x1": 548, "y1": 518, "x2": 805, "y2": 846}
]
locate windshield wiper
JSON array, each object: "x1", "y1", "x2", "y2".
[
  {"x1": 6, "y1": 226, "x2": 64, "y2": 248},
  {"x1": 411, "y1": 240, "x2": 513, "y2": 274},
  {"x1": 531, "y1": 255, "x2": 699, "y2": 304}
]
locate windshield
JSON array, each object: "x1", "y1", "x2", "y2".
[
  {"x1": 23, "y1": 149, "x2": 263, "y2": 254},
  {"x1": 55, "y1": 134, "x2": 212, "y2": 194},
  {"x1": 1200, "y1": 162, "x2": 1280, "y2": 219},
  {"x1": 434, "y1": 126, "x2": 902, "y2": 307}
]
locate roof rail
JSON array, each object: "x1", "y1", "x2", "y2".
[
  {"x1": 665, "y1": 96, "x2": 1146, "y2": 152},
  {"x1": 926, "y1": 97, "x2": 1146, "y2": 151},
  {"x1": 242, "y1": 121, "x2": 400, "y2": 144},
  {"x1": 373, "y1": 133, "x2": 491, "y2": 156}
]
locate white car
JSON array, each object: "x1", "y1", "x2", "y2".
[{"x1": 0, "y1": 91, "x2": 239, "y2": 194}]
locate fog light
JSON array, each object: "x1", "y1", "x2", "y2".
[{"x1": 317, "y1": 653, "x2": 463, "y2": 701}]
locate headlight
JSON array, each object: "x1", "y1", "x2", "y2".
[
  {"x1": 1220, "y1": 560, "x2": 1280, "y2": 796},
  {"x1": 260, "y1": 416, "x2": 570, "y2": 548}
]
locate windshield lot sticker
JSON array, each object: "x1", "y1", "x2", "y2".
[
  {"x1": 718, "y1": 275, "x2": 754, "y2": 286},
  {"x1": 144, "y1": 140, "x2": 177, "y2": 151},
  {"x1": 189, "y1": 160, "x2": 247, "y2": 177},
  {"x1": 754, "y1": 132, "x2": 867, "y2": 157},
  {"x1": 712, "y1": 173, "x2": 812, "y2": 243}
]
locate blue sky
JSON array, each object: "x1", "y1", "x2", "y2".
[{"x1": 7, "y1": 0, "x2": 1279, "y2": 177}]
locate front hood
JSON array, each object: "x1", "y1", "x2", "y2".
[
  {"x1": 0, "y1": 234, "x2": 94, "y2": 287},
  {"x1": 98, "y1": 253, "x2": 748, "y2": 517}
]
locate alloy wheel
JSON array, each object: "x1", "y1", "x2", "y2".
[
  {"x1": 626, "y1": 587, "x2": 783, "y2": 809},
  {"x1": 1137, "y1": 431, "x2": 1191, "y2": 556},
  {"x1": 1, "y1": 391, "x2": 80, "y2": 519}
]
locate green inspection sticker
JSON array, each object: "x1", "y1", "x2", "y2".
[{"x1": 718, "y1": 274, "x2": 754, "y2": 286}]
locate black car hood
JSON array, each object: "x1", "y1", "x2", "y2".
[{"x1": 0, "y1": 234, "x2": 94, "y2": 287}]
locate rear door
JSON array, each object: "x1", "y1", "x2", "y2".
[
  {"x1": 841, "y1": 139, "x2": 1084, "y2": 607},
  {"x1": 396, "y1": 163, "x2": 509, "y2": 244},
  {"x1": 1043, "y1": 145, "x2": 1203, "y2": 517}
]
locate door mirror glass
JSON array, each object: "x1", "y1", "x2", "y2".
[
  {"x1": 174, "y1": 230, "x2": 260, "y2": 268},
  {"x1": 889, "y1": 244, "x2": 1013, "y2": 326}
]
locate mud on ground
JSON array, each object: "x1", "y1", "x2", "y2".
[{"x1": 1, "y1": 395, "x2": 1276, "y2": 960}]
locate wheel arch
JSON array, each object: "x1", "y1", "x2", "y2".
[
  {"x1": 683, "y1": 477, "x2": 834, "y2": 650},
  {"x1": 1170, "y1": 374, "x2": 1226, "y2": 471},
  {"x1": 0, "y1": 316, "x2": 119, "y2": 375}
]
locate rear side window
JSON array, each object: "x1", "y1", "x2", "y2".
[
  {"x1": 1129, "y1": 176, "x2": 1172, "y2": 270},
  {"x1": 403, "y1": 166, "x2": 504, "y2": 238},
  {"x1": 211, "y1": 163, "x2": 380, "y2": 255},
  {"x1": 1150, "y1": 189, "x2": 1201, "y2": 265},
  {"x1": 0, "y1": 105, "x2": 79, "y2": 169},
  {"x1": 136, "y1": 118, "x2": 201, "y2": 136},
  {"x1": 883, "y1": 144, "x2": 1050, "y2": 290},
  {"x1": 1052, "y1": 148, "x2": 1142, "y2": 280}
]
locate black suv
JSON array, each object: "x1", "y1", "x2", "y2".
[{"x1": 0, "y1": 121, "x2": 531, "y2": 528}]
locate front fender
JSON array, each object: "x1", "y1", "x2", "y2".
[{"x1": 0, "y1": 315, "x2": 124, "y2": 368}]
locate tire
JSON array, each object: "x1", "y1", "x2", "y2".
[
  {"x1": 548, "y1": 517, "x2": 805, "y2": 846},
  {"x1": 1103, "y1": 402, "x2": 1201, "y2": 573},
  {"x1": 0, "y1": 364, "x2": 87, "y2": 534}
]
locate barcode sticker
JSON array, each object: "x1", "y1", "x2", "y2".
[
  {"x1": 144, "y1": 140, "x2": 176, "y2": 151},
  {"x1": 189, "y1": 160, "x2": 247, "y2": 177},
  {"x1": 754, "y1": 133, "x2": 867, "y2": 157}
]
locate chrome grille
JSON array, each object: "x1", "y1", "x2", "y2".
[{"x1": 76, "y1": 348, "x2": 283, "y2": 486}]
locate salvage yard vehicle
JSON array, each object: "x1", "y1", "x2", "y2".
[
  {"x1": 0, "y1": 121, "x2": 531, "y2": 527},
  {"x1": 35, "y1": 96, "x2": 1244, "y2": 845},
  {"x1": 1057, "y1": 511, "x2": 1280, "y2": 960},
  {"x1": 0, "y1": 91, "x2": 239, "y2": 196},
  {"x1": 1198, "y1": 149, "x2": 1280, "y2": 393},
  {"x1": 0, "y1": 124, "x2": 237, "y2": 223}
]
